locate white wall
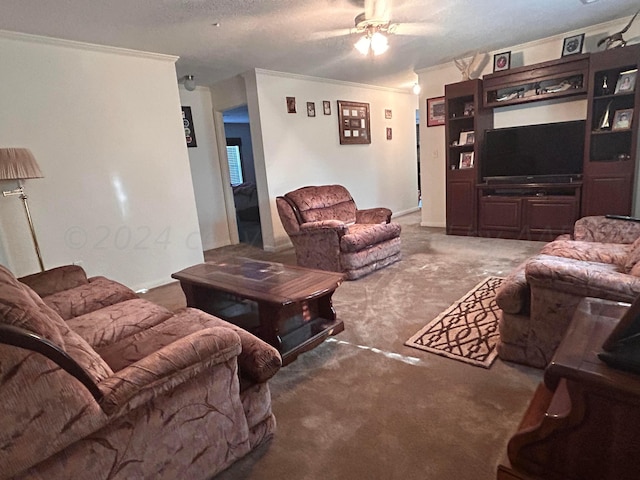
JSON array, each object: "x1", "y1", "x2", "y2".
[
  {"x1": 0, "y1": 31, "x2": 203, "y2": 290},
  {"x1": 254, "y1": 70, "x2": 419, "y2": 249},
  {"x1": 179, "y1": 86, "x2": 232, "y2": 251},
  {"x1": 417, "y1": 15, "x2": 640, "y2": 227},
  {"x1": 207, "y1": 70, "x2": 420, "y2": 251}
]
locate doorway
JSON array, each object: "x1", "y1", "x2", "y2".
[{"x1": 222, "y1": 105, "x2": 262, "y2": 247}]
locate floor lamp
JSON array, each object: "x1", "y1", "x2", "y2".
[{"x1": 0, "y1": 148, "x2": 45, "y2": 271}]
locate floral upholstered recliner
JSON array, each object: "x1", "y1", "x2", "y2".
[
  {"x1": 276, "y1": 184, "x2": 402, "y2": 280},
  {"x1": 496, "y1": 216, "x2": 640, "y2": 368},
  {"x1": 0, "y1": 264, "x2": 281, "y2": 479}
]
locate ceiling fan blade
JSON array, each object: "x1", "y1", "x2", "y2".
[
  {"x1": 393, "y1": 22, "x2": 443, "y2": 36},
  {"x1": 309, "y1": 27, "x2": 354, "y2": 41}
]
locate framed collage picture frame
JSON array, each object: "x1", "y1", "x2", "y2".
[
  {"x1": 427, "y1": 96, "x2": 445, "y2": 127},
  {"x1": 337, "y1": 100, "x2": 371, "y2": 144}
]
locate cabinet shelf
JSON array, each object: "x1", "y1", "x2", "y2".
[{"x1": 483, "y1": 54, "x2": 589, "y2": 108}]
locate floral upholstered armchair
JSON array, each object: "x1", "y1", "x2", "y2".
[
  {"x1": 276, "y1": 184, "x2": 402, "y2": 280},
  {"x1": 496, "y1": 216, "x2": 640, "y2": 368}
]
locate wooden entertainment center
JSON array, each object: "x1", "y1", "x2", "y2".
[{"x1": 445, "y1": 45, "x2": 640, "y2": 240}]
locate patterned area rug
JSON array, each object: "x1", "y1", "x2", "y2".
[{"x1": 405, "y1": 277, "x2": 504, "y2": 368}]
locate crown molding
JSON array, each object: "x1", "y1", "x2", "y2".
[
  {"x1": 0, "y1": 29, "x2": 178, "y2": 62},
  {"x1": 253, "y1": 68, "x2": 409, "y2": 94}
]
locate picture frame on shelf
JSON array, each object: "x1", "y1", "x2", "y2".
[
  {"x1": 459, "y1": 151, "x2": 474, "y2": 169},
  {"x1": 337, "y1": 100, "x2": 371, "y2": 144},
  {"x1": 463, "y1": 102, "x2": 474, "y2": 116},
  {"x1": 614, "y1": 69, "x2": 637, "y2": 94},
  {"x1": 458, "y1": 131, "x2": 475, "y2": 145},
  {"x1": 427, "y1": 96, "x2": 445, "y2": 127},
  {"x1": 493, "y1": 51, "x2": 511, "y2": 72},
  {"x1": 612, "y1": 108, "x2": 633, "y2": 131},
  {"x1": 561, "y1": 33, "x2": 585, "y2": 57},
  {"x1": 323, "y1": 100, "x2": 331, "y2": 115}
]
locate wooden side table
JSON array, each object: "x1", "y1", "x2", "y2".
[{"x1": 497, "y1": 297, "x2": 640, "y2": 480}]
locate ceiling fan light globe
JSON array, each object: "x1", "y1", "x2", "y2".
[
  {"x1": 184, "y1": 75, "x2": 196, "y2": 91},
  {"x1": 370, "y1": 31, "x2": 389, "y2": 55},
  {"x1": 354, "y1": 35, "x2": 371, "y2": 55}
]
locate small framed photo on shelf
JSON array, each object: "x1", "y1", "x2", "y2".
[
  {"x1": 612, "y1": 108, "x2": 633, "y2": 131},
  {"x1": 493, "y1": 52, "x2": 511, "y2": 72},
  {"x1": 459, "y1": 152, "x2": 474, "y2": 169},
  {"x1": 427, "y1": 96, "x2": 445, "y2": 127},
  {"x1": 614, "y1": 69, "x2": 637, "y2": 94},
  {"x1": 458, "y1": 131, "x2": 475, "y2": 145},
  {"x1": 561, "y1": 33, "x2": 585, "y2": 57},
  {"x1": 463, "y1": 102, "x2": 474, "y2": 116}
]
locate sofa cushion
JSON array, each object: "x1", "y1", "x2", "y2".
[
  {"x1": 540, "y1": 239, "x2": 630, "y2": 268},
  {"x1": 98, "y1": 308, "x2": 281, "y2": 383},
  {"x1": 43, "y1": 276, "x2": 138, "y2": 320},
  {"x1": 340, "y1": 222, "x2": 401, "y2": 253},
  {"x1": 0, "y1": 265, "x2": 65, "y2": 345},
  {"x1": 0, "y1": 265, "x2": 113, "y2": 384},
  {"x1": 67, "y1": 299, "x2": 173, "y2": 348},
  {"x1": 286, "y1": 185, "x2": 356, "y2": 224},
  {"x1": 19, "y1": 265, "x2": 88, "y2": 297}
]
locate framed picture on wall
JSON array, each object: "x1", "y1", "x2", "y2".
[
  {"x1": 182, "y1": 106, "x2": 197, "y2": 148},
  {"x1": 426, "y1": 96, "x2": 445, "y2": 127},
  {"x1": 493, "y1": 52, "x2": 511, "y2": 72},
  {"x1": 307, "y1": 102, "x2": 316, "y2": 117},
  {"x1": 323, "y1": 100, "x2": 331, "y2": 115},
  {"x1": 561, "y1": 33, "x2": 585, "y2": 57},
  {"x1": 337, "y1": 100, "x2": 371, "y2": 144}
]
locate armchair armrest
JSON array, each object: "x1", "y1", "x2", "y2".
[
  {"x1": 525, "y1": 254, "x2": 640, "y2": 303},
  {"x1": 299, "y1": 220, "x2": 348, "y2": 235},
  {"x1": 573, "y1": 216, "x2": 640, "y2": 243},
  {"x1": 356, "y1": 207, "x2": 392, "y2": 224},
  {"x1": 98, "y1": 327, "x2": 241, "y2": 416},
  {"x1": 19, "y1": 265, "x2": 88, "y2": 297}
]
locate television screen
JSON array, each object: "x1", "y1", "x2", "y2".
[{"x1": 482, "y1": 120, "x2": 585, "y2": 182}]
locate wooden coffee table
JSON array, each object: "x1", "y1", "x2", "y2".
[{"x1": 172, "y1": 258, "x2": 344, "y2": 365}]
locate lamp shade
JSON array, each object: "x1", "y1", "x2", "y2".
[{"x1": 0, "y1": 148, "x2": 43, "y2": 180}]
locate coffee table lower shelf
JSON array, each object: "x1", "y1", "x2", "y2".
[{"x1": 278, "y1": 317, "x2": 344, "y2": 364}]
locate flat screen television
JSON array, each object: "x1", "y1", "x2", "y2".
[{"x1": 482, "y1": 120, "x2": 586, "y2": 183}]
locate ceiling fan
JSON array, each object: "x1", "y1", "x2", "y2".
[{"x1": 317, "y1": 0, "x2": 439, "y2": 56}]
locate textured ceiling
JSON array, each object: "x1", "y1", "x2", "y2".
[{"x1": 0, "y1": 0, "x2": 639, "y2": 90}]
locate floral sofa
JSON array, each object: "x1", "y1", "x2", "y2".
[
  {"x1": 496, "y1": 216, "x2": 640, "y2": 368},
  {"x1": 276, "y1": 184, "x2": 402, "y2": 280},
  {"x1": 0, "y1": 264, "x2": 281, "y2": 479}
]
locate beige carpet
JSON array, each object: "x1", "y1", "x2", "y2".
[
  {"x1": 145, "y1": 211, "x2": 548, "y2": 480},
  {"x1": 405, "y1": 276, "x2": 504, "y2": 368}
]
